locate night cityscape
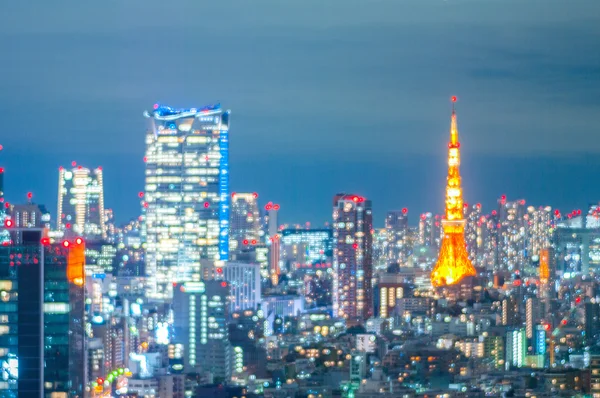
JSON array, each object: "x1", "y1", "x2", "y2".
[{"x1": 2, "y1": 1, "x2": 600, "y2": 397}]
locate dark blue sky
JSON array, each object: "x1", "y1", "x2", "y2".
[{"x1": 1, "y1": 0, "x2": 599, "y2": 226}]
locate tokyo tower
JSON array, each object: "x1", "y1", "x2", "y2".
[{"x1": 430, "y1": 97, "x2": 477, "y2": 287}]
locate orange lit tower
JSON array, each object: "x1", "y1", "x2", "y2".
[{"x1": 430, "y1": 97, "x2": 477, "y2": 287}]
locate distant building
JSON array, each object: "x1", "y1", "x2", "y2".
[
  {"x1": 332, "y1": 193, "x2": 373, "y2": 322},
  {"x1": 173, "y1": 280, "x2": 231, "y2": 380},
  {"x1": 57, "y1": 164, "x2": 106, "y2": 240},
  {"x1": 224, "y1": 262, "x2": 261, "y2": 314},
  {"x1": 384, "y1": 210, "x2": 410, "y2": 266},
  {"x1": 229, "y1": 193, "x2": 261, "y2": 255},
  {"x1": 280, "y1": 228, "x2": 333, "y2": 272},
  {"x1": 10, "y1": 203, "x2": 51, "y2": 229}
]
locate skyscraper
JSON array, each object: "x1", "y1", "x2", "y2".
[
  {"x1": 142, "y1": 104, "x2": 231, "y2": 299},
  {"x1": 57, "y1": 164, "x2": 106, "y2": 240},
  {"x1": 497, "y1": 197, "x2": 528, "y2": 272},
  {"x1": 385, "y1": 209, "x2": 410, "y2": 266},
  {"x1": 332, "y1": 194, "x2": 373, "y2": 322},
  {"x1": 431, "y1": 97, "x2": 477, "y2": 287},
  {"x1": 173, "y1": 280, "x2": 231, "y2": 380},
  {"x1": 0, "y1": 229, "x2": 86, "y2": 397},
  {"x1": 229, "y1": 192, "x2": 261, "y2": 255}
]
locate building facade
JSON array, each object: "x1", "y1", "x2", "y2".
[
  {"x1": 229, "y1": 193, "x2": 261, "y2": 255},
  {"x1": 0, "y1": 229, "x2": 85, "y2": 397},
  {"x1": 332, "y1": 194, "x2": 373, "y2": 321},
  {"x1": 57, "y1": 165, "x2": 106, "y2": 240},
  {"x1": 173, "y1": 280, "x2": 231, "y2": 380},
  {"x1": 142, "y1": 104, "x2": 231, "y2": 299},
  {"x1": 224, "y1": 262, "x2": 261, "y2": 314}
]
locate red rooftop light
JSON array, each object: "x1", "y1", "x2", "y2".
[
  {"x1": 221, "y1": 281, "x2": 227, "y2": 287},
  {"x1": 451, "y1": 96, "x2": 457, "y2": 102},
  {"x1": 4, "y1": 219, "x2": 13, "y2": 228},
  {"x1": 252, "y1": 192, "x2": 258, "y2": 199},
  {"x1": 138, "y1": 192, "x2": 144, "y2": 198},
  {"x1": 251, "y1": 239, "x2": 257, "y2": 245},
  {"x1": 243, "y1": 239, "x2": 249, "y2": 245},
  {"x1": 231, "y1": 192, "x2": 236, "y2": 198},
  {"x1": 273, "y1": 204, "x2": 280, "y2": 211},
  {"x1": 71, "y1": 161, "x2": 76, "y2": 167},
  {"x1": 402, "y1": 208, "x2": 408, "y2": 214},
  {"x1": 204, "y1": 202, "x2": 210, "y2": 208}
]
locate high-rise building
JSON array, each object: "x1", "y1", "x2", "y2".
[
  {"x1": 431, "y1": 98, "x2": 477, "y2": 287},
  {"x1": 263, "y1": 201, "x2": 281, "y2": 286},
  {"x1": 142, "y1": 104, "x2": 231, "y2": 299},
  {"x1": 385, "y1": 209, "x2": 410, "y2": 266},
  {"x1": 224, "y1": 262, "x2": 261, "y2": 314},
  {"x1": 57, "y1": 164, "x2": 106, "y2": 240},
  {"x1": 464, "y1": 203, "x2": 483, "y2": 266},
  {"x1": 229, "y1": 193, "x2": 261, "y2": 255},
  {"x1": 418, "y1": 212, "x2": 435, "y2": 247},
  {"x1": 527, "y1": 206, "x2": 552, "y2": 259},
  {"x1": 0, "y1": 228, "x2": 86, "y2": 397},
  {"x1": 497, "y1": 197, "x2": 527, "y2": 272},
  {"x1": 332, "y1": 194, "x2": 373, "y2": 321},
  {"x1": 173, "y1": 280, "x2": 231, "y2": 380}
]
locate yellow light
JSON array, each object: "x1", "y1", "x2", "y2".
[{"x1": 430, "y1": 105, "x2": 476, "y2": 287}]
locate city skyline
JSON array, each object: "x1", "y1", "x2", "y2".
[{"x1": 2, "y1": 0, "x2": 600, "y2": 225}]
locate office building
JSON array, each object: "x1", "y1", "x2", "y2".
[
  {"x1": 224, "y1": 262, "x2": 261, "y2": 314},
  {"x1": 385, "y1": 209, "x2": 410, "y2": 266},
  {"x1": 0, "y1": 229, "x2": 85, "y2": 397},
  {"x1": 57, "y1": 164, "x2": 106, "y2": 240},
  {"x1": 229, "y1": 192, "x2": 261, "y2": 255},
  {"x1": 173, "y1": 280, "x2": 231, "y2": 380},
  {"x1": 332, "y1": 193, "x2": 373, "y2": 321},
  {"x1": 142, "y1": 104, "x2": 231, "y2": 298},
  {"x1": 496, "y1": 197, "x2": 527, "y2": 272}
]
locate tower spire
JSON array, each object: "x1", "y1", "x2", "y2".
[{"x1": 430, "y1": 97, "x2": 477, "y2": 287}]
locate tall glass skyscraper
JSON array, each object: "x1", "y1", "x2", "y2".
[
  {"x1": 142, "y1": 104, "x2": 231, "y2": 299},
  {"x1": 0, "y1": 229, "x2": 85, "y2": 397}
]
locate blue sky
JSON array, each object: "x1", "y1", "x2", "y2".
[{"x1": 1, "y1": 0, "x2": 599, "y2": 226}]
